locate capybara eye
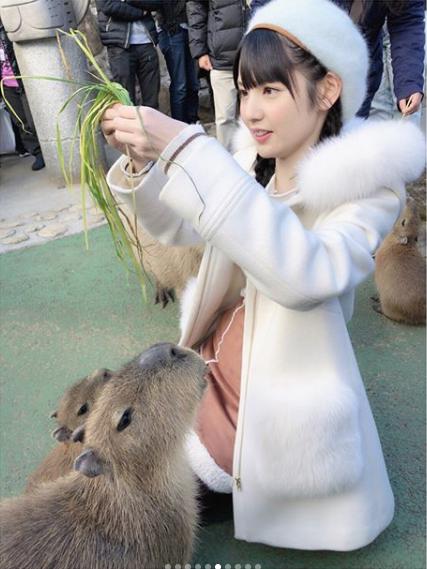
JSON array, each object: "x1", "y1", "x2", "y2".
[
  {"x1": 117, "y1": 408, "x2": 133, "y2": 432},
  {"x1": 77, "y1": 403, "x2": 89, "y2": 416},
  {"x1": 401, "y1": 218, "x2": 406, "y2": 227}
]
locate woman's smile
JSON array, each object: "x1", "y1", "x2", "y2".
[{"x1": 251, "y1": 128, "x2": 273, "y2": 143}]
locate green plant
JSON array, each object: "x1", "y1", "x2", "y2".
[{"x1": 1, "y1": 28, "x2": 148, "y2": 297}]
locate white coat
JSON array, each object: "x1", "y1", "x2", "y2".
[{"x1": 107, "y1": 118, "x2": 425, "y2": 551}]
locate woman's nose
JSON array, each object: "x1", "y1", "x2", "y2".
[{"x1": 241, "y1": 92, "x2": 264, "y2": 122}]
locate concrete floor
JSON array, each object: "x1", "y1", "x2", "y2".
[{"x1": 0, "y1": 153, "x2": 425, "y2": 569}]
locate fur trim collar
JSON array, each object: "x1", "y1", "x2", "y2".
[{"x1": 232, "y1": 119, "x2": 425, "y2": 212}]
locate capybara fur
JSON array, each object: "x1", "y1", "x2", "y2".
[
  {"x1": 140, "y1": 230, "x2": 203, "y2": 306},
  {"x1": 124, "y1": 210, "x2": 203, "y2": 307},
  {"x1": 25, "y1": 368, "x2": 113, "y2": 493},
  {"x1": 0, "y1": 343, "x2": 207, "y2": 569},
  {"x1": 374, "y1": 198, "x2": 426, "y2": 325}
]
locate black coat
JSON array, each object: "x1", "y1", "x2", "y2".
[
  {"x1": 250, "y1": 0, "x2": 425, "y2": 118},
  {"x1": 156, "y1": 0, "x2": 188, "y2": 35},
  {"x1": 95, "y1": 0, "x2": 159, "y2": 48},
  {"x1": 186, "y1": 0, "x2": 250, "y2": 70}
]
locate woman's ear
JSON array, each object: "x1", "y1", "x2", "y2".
[{"x1": 318, "y1": 72, "x2": 342, "y2": 110}]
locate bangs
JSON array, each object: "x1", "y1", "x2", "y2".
[{"x1": 235, "y1": 29, "x2": 296, "y2": 97}]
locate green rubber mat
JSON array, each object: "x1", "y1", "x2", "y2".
[{"x1": 0, "y1": 226, "x2": 425, "y2": 569}]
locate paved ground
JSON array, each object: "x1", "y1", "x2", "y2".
[
  {"x1": 0, "y1": 152, "x2": 107, "y2": 254},
  {"x1": 0, "y1": 143, "x2": 425, "y2": 569}
]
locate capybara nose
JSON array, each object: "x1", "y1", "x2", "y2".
[{"x1": 138, "y1": 343, "x2": 187, "y2": 368}]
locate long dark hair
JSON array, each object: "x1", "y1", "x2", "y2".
[{"x1": 233, "y1": 29, "x2": 342, "y2": 187}]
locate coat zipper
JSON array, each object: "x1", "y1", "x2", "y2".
[
  {"x1": 106, "y1": 17, "x2": 111, "y2": 32},
  {"x1": 233, "y1": 284, "x2": 255, "y2": 491}
]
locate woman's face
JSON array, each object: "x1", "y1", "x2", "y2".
[{"x1": 238, "y1": 70, "x2": 324, "y2": 161}]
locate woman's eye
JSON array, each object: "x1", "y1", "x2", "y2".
[
  {"x1": 238, "y1": 88, "x2": 248, "y2": 98},
  {"x1": 117, "y1": 408, "x2": 133, "y2": 432},
  {"x1": 263, "y1": 87, "x2": 277, "y2": 95},
  {"x1": 77, "y1": 403, "x2": 88, "y2": 416}
]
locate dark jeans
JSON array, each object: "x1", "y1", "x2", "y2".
[
  {"x1": 107, "y1": 43, "x2": 160, "y2": 108},
  {"x1": 158, "y1": 27, "x2": 199, "y2": 123},
  {"x1": 2, "y1": 84, "x2": 42, "y2": 157}
]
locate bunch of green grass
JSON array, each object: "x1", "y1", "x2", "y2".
[{"x1": 1, "y1": 28, "x2": 148, "y2": 298}]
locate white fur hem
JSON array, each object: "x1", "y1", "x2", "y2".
[
  {"x1": 232, "y1": 119, "x2": 425, "y2": 213},
  {"x1": 185, "y1": 430, "x2": 233, "y2": 493}
]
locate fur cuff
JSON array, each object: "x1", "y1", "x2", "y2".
[{"x1": 185, "y1": 431, "x2": 233, "y2": 493}]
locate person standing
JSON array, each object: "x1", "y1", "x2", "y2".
[
  {"x1": 96, "y1": 0, "x2": 160, "y2": 108},
  {"x1": 186, "y1": 0, "x2": 250, "y2": 149},
  {"x1": 369, "y1": 23, "x2": 424, "y2": 125},
  {"x1": 157, "y1": 0, "x2": 200, "y2": 124},
  {"x1": 0, "y1": 21, "x2": 45, "y2": 170}
]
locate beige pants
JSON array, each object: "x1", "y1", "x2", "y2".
[{"x1": 210, "y1": 69, "x2": 238, "y2": 150}]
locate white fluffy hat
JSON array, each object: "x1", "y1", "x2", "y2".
[{"x1": 247, "y1": 0, "x2": 369, "y2": 124}]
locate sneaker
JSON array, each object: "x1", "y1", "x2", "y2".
[
  {"x1": 31, "y1": 155, "x2": 45, "y2": 171},
  {"x1": 17, "y1": 149, "x2": 30, "y2": 157}
]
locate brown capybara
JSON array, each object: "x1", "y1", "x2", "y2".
[
  {"x1": 122, "y1": 204, "x2": 203, "y2": 307},
  {"x1": 25, "y1": 368, "x2": 113, "y2": 493},
  {"x1": 0, "y1": 343, "x2": 208, "y2": 569},
  {"x1": 374, "y1": 198, "x2": 426, "y2": 325}
]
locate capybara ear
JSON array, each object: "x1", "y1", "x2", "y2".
[
  {"x1": 52, "y1": 426, "x2": 71, "y2": 442},
  {"x1": 71, "y1": 425, "x2": 85, "y2": 443},
  {"x1": 50, "y1": 410, "x2": 58, "y2": 419},
  {"x1": 74, "y1": 449, "x2": 104, "y2": 478},
  {"x1": 101, "y1": 368, "x2": 113, "y2": 381},
  {"x1": 89, "y1": 368, "x2": 113, "y2": 381}
]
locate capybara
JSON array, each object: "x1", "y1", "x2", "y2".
[
  {"x1": 25, "y1": 368, "x2": 113, "y2": 492},
  {"x1": 374, "y1": 198, "x2": 426, "y2": 325},
  {"x1": 0, "y1": 343, "x2": 207, "y2": 569},
  {"x1": 123, "y1": 206, "x2": 203, "y2": 307}
]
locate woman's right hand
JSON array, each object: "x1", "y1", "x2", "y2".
[
  {"x1": 101, "y1": 104, "x2": 149, "y2": 171},
  {"x1": 101, "y1": 103, "x2": 188, "y2": 173}
]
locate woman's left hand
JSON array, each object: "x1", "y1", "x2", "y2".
[{"x1": 101, "y1": 104, "x2": 188, "y2": 169}]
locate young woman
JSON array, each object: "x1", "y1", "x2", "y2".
[{"x1": 102, "y1": 0, "x2": 425, "y2": 551}]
